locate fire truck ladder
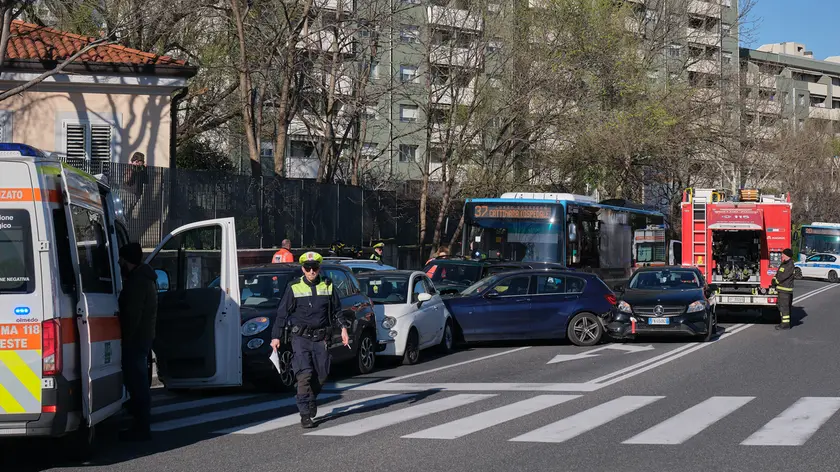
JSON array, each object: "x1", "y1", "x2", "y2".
[{"x1": 690, "y1": 190, "x2": 718, "y2": 274}]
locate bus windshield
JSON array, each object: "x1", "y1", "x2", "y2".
[
  {"x1": 464, "y1": 203, "x2": 562, "y2": 262},
  {"x1": 801, "y1": 228, "x2": 840, "y2": 256}
]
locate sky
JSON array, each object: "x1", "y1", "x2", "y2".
[{"x1": 743, "y1": 0, "x2": 839, "y2": 60}]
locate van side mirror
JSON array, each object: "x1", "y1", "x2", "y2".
[{"x1": 155, "y1": 269, "x2": 170, "y2": 292}]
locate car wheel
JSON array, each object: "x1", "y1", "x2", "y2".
[
  {"x1": 356, "y1": 331, "x2": 376, "y2": 374},
  {"x1": 829, "y1": 271, "x2": 839, "y2": 283},
  {"x1": 567, "y1": 312, "x2": 603, "y2": 347},
  {"x1": 436, "y1": 319, "x2": 455, "y2": 354},
  {"x1": 699, "y1": 315, "x2": 714, "y2": 342},
  {"x1": 403, "y1": 329, "x2": 420, "y2": 365},
  {"x1": 794, "y1": 267, "x2": 802, "y2": 279}
]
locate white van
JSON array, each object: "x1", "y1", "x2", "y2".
[{"x1": 0, "y1": 144, "x2": 242, "y2": 456}]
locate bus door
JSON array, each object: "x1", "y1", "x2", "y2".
[
  {"x1": 146, "y1": 218, "x2": 241, "y2": 389},
  {"x1": 60, "y1": 165, "x2": 123, "y2": 427}
]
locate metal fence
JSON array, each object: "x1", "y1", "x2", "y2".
[{"x1": 69, "y1": 161, "x2": 460, "y2": 258}]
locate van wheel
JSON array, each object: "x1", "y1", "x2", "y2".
[{"x1": 63, "y1": 422, "x2": 96, "y2": 462}]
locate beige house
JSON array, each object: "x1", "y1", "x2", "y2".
[{"x1": 0, "y1": 20, "x2": 196, "y2": 171}]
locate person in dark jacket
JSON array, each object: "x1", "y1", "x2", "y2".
[
  {"x1": 117, "y1": 242, "x2": 158, "y2": 441},
  {"x1": 270, "y1": 251, "x2": 351, "y2": 428},
  {"x1": 773, "y1": 248, "x2": 795, "y2": 330}
]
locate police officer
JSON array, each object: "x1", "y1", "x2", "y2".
[
  {"x1": 270, "y1": 252, "x2": 351, "y2": 428},
  {"x1": 773, "y1": 248, "x2": 795, "y2": 330},
  {"x1": 370, "y1": 242, "x2": 384, "y2": 261}
]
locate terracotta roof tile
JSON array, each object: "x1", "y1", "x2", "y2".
[{"x1": 5, "y1": 20, "x2": 187, "y2": 66}]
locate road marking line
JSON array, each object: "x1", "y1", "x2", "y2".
[
  {"x1": 150, "y1": 394, "x2": 340, "y2": 432},
  {"x1": 594, "y1": 324, "x2": 752, "y2": 387},
  {"x1": 152, "y1": 394, "x2": 257, "y2": 416},
  {"x1": 304, "y1": 394, "x2": 495, "y2": 437},
  {"x1": 741, "y1": 397, "x2": 840, "y2": 446},
  {"x1": 349, "y1": 382, "x2": 601, "y2": 392},
  {"x1": 218, "y1": 394, "x2": 417, "y2": 434},
  {"x1": 585, "y1": 340, "x2": 719, "y2": 385},
  {"x1": 377, "y1": 347, "x2": 531, "y2": 384},
  {"x1": 623, "y1": 396, "x2": 755, "y2": 445},
  {"x1": 793, "y1": 284, "x2": 840, "y2": 304},
  {"x1": 402, "y1": 394, "x2": 581, "y2": 439},
  {"x1": 509, "y1": 396, "x2": 664, "y2": 443}
]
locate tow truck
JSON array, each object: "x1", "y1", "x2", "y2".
[{"x1": 681, "y1": 188, "x2": 792, "y2": 314}]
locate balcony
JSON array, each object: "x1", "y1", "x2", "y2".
[
  {"x1": 313, "y1": 0, "x2": 352, "y2": 13},
  {"x1": 808, "y1": 82, "x2": 829, "y2": 96},
  {"x1": 746, "y1": 72, "x2": 777, "y2": 89},
  {"x1": 430, "y1": 123, "x2": 480, "y2": 145},
  {"x1": 431, "y1": 86, "x2": 475, "y2": 105},
  {"x1": 296, "y1": 29, "x2": 354, "y2": 55},
  {"x1": 289, "y1": 115, "x2": 352, "y2": 138},
  {"x1": 688, "y1": 0, "x2": 721, "y2": 18},
  {"x1": 430, "y1": 45, "x2": 483, "y2": 68},
  {"x1": 686, "y1": 27, "x2": 720, "y2": 47},
  {"x1": 428, "y1": 5, "x2": 482, "y2": 32},
  {"x1": 808, "y1": 106, "x2": 839, "y2": 121},
  {"x1": 746, "y1": 99, "x2": 781, "y2": 115},
  {"x1": 687, "y1": 59, "x2": 719, "y2": 74}
]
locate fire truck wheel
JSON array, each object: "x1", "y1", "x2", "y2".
[{"x1": 829, "y1": 271, "x2": 839, "y2": 283}]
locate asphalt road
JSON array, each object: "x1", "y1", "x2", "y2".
[{"x1": 4, "y1": 279, "x2": 839, "y2": 472}]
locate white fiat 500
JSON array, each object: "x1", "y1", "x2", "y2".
[{"x1": 355, "y1": 270, "x2": 455, "y2": 364}]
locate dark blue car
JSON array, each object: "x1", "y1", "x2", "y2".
[{"x1": 443, "y1": 269, "x2": 616, "y2": 346}]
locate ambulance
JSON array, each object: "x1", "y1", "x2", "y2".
[{"x1": 0, "y1": 144, "x2": 242, "y2": 456}]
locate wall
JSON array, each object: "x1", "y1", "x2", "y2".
[{"x1": 0, "y1": 86, "x2": 172, "y2": 167}]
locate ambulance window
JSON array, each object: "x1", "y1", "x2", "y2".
[
  {"x1": 115, "y1": 221, "x2": 130, "y2": 249},
  {"x1": 0, "y1": 209, "x2": 35, "y2": 294},
  {"x1": 70, "y1": 206, "x2": 114, "y2": 294},
  {"x1": 52, "y1": 209, "x2": 76, "y2": 293}
]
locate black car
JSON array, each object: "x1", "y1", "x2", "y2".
[
  {"x1": 233, "y1": 263, "x2": 380, "y2": 390},
  {"x1": 423, "y1": 257, "x2": 571, "y2": 296},
  {"x1": 606, "y1": 266, "x2": 718, "y2": 342}
]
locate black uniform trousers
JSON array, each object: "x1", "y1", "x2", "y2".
[
  {"x1": 777, "y1": 290, "x2": 793, "y2": 325},
  {"x1": 291, "y1": 334, "x2": 331, "y2": 417}
]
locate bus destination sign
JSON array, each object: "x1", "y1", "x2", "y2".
[
  {"x1": 472, "y1": 205, "x2": 553, "y2": 220},
  {"x1": 805, "y1": 228, "x2": 840, "y2": 236}
]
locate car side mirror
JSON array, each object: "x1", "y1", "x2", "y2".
[
  {"x1": 485, "y1": 290, "x2": 501, "y2": 299},
  {"x1": 155, "y1": 269, "x2": 170, "y2": 292},
  {"x1": 417, "y1": 292, "x2": 432, "y2": 302}
]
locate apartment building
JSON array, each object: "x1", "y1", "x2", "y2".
[{"x1": 741, "y1": 42, "x2": 840, "y2": 136}]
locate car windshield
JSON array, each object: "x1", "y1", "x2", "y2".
[
  {"x1": 628, "y1": 270, "x2": 701, "y2": 290},
  {"x1": 461, "y1": 275, "x2": 503, "y2": 296},
  {"x1": 210, "y1": 272, "x2": 294, "y2": 307},
  {"x1": 356, "y1": 273, "x2": 410, "y2": 304},
  {"x1": 424, "y1": 262, "x2": 482, "y2": 285}
]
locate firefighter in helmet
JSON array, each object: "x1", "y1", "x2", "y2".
[{"x1": 772, "y1": 248, "x2": 795, "y2": 330}]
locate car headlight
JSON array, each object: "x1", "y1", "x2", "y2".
[
  {"x1": 617, "y1": 300, "x2": 632, "y2": 313},
  {"x1": 382, "y1": 316, "x2": 397, "y2": 329},
  {"x1": 241, "y1": 317, "x2": 270, "y2": 336},
  {"x1": 687, "y1": 301, "x2": 706, "y2": 313}
]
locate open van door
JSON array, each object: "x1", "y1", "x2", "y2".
[
  {"x1": 60, "y1": 165, "x2": 124, "y2": 427},
  {"x1": 146, "y1": 218, "x2": 241, "y2": 388},
  {"x1": 669, "y1": 240, "x2": 683, "y2": 266}
]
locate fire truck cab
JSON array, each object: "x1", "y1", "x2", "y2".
[
  {"x1": 681, "y1": 188, "x2": 792, "y2": 312},
  {"x1": 0, "y1": 144, "x2": 242, "y2": 457}
]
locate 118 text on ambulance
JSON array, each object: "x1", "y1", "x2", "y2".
[{"x1": 0, "y1": 324, "x2": 41, "y2": 350}]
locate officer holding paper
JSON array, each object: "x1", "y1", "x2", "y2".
[{"x1": 270, "y1": 252, "x2": 351, "y2": 428}]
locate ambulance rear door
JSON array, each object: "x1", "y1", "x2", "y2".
[
  {"x1": 60, "y1": 164, "x2": 123, "y2": 427},
  {"x1": 0, "y1": 161, "x2": 43, "y2": 420},
  {"x1": 146, "y1": 218, "x2": 241, "y2": 388}
]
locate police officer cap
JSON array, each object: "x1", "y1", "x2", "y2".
[
  {"x1": 373, "y1": 242, "x2": 385, "y2": 249},
  {"x1": 299, "y1": 251, "x2": 323, "y2": 265},
  {"x1": 783, "y1": 248, "x2": 793, "y2": 257}
]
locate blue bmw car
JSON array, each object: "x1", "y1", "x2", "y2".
[{"x1": 443, "y1": 268, "x2": 616, "y2": 346}]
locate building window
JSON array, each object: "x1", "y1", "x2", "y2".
[
  {"x1": 400, "y1": 25, "x2": 419, "y2": 43},
  {"x1": 0, "y1": 110, "x2": 13, "y2": 143},
  {"x1": 400, "y1": 104, "x2": 419, "y2": 122},
  {"x1": 487, "y1": 39, "x2": 502, "y2": 53},
  {"x1": 63, "y1": 121, "x2": 114, "y2": 172},
  {"x1": 363, "y1": 106, "x2": 378, "y2": 120},
  {"x1": 399, "y1": 144, "x2": 417, "y2": 162},
  {"x1": 260, "y1": 141, "x2": 274, "y2": 158},
  {"x1": 668, "y1": 44, "x2": 681, "y2": 58},
  {"x1": 400, "y1": 65, "x2": 418, "y2": 82},
  {"x1": 290, "y1": 141, "x2": 315, "y2": 159},
  {"x1": 721, "y1": 24, "x2": 731, "y2": 37},
  {"x1": 363, "y1": 61, "x2": 379, "y2": 79},
  {"x1": 722, "y1": 52, "x2": 732, "y2": 64},
  {"x1": 362, "y1": 142, "x2": 378, "y2": 159},
  {"x1": 798, "y1": 94, "x2": 806, "y2": 106}
]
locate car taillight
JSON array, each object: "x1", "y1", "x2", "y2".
[
  {"x1": 605, "y1": 294, "x2": 617, "y2": 305},
  {"x1": 42, "y1": 319, "x2": 61, "y2": 376}
]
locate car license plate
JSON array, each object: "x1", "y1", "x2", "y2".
[
  {"x1": 648, "y1": 317, "x2": 670, "y2": 325},
  {"x1": 727, "y1": 297, "x2": 745, "y2": 303}
]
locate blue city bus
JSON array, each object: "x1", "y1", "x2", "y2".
[
  {"x1": 796, "y1": 222, "x2": 840, "y2": 261},
  {"x1": 461, "y1": 192, "x2": 666, "y2": 284}
]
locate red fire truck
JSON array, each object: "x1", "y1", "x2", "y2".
[{"x1": 681, "y1": 188, "x2": 792, "y2": 311}]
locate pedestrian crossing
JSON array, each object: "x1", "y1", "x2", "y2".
[{"x1": 145, "y1": 390, "x2": 840, "y2": 446}]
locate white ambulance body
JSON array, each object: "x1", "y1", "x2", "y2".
[{"x1": 0, "y1": 144, "x2": 241, "y2": 453}]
